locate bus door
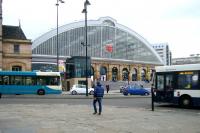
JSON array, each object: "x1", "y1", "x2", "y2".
[
  {"x1": 155, "y1": 73, "x2": 174, "y2": 102},
  {"x1": 165, "y1": 74, "x2": 174, "y2": 102}
]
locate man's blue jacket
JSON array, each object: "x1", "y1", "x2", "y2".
[{"x1": 94, "y1": 84, "x2": 104, "y2": 98}]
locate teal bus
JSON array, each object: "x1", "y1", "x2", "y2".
[{"x1": 0, "y1": 71, "x2": 62, "y2": 95}]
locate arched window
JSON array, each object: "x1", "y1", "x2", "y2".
[
  {"x1": 100, "y1": 66, "x2": 107, "y2": 81},
  {"x1": 141, "y1": 69, "x2": 146, "y2": 81},
  {"x1": 112, "y1": 67, "x2": 118, "y2": 81},
  {"x1": 12, "y1": 66, "x2": 22, "y2": 71},
  {"x1": 132, "y1": 68, "x2": 137, "y2": 81},
  {"x1": 122, "y1": 68, "x2": 129, "y2": 81}
]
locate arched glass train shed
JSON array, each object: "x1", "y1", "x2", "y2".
[{"x1": 32, "y1": 17, "x2": 163, "y2": 85}]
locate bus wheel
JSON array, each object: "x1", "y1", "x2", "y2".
[
  {"x1": 179, "y1": 96, "x2": 191, "y2": 108},
  {"x1": 37, "y1": 89, "x2": 45, "y2": 95},
  {"x1": 0, "y1": 93, "x2": 2, "y2": 99}
]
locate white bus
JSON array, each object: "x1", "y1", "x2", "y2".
[
  {"x1": 154, "y1": 64, "x2": 200, "y2": 107},
  {"x1": 0, "y1": 71, "x2": 62, "y2": 95}
]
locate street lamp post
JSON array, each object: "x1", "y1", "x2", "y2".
[
  {"x1": 82, "y1": 0, "x2": 90, "y2": 96},
  {"x1": 56, "y1": 0, "x2": 64, "y2": 72}
]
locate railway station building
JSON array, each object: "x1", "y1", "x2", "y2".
[{"x1": 32, "y1": 17, "x2": 163, "y2": 87}]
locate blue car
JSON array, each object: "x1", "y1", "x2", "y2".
[{"x1": 123, "y1": 85, "x2": 150, "y2": 96}]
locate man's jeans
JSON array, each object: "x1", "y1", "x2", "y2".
[{"x1": 93, "y1": 97, "x2": 102, "y2": 113}]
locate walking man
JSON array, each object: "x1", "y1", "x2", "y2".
[
  {"x1": 106, "y1": 84, "x2": 110, "y2": 93},
  {"x1": 93, "y1": 81, "x2": 104, "y2": 115}
]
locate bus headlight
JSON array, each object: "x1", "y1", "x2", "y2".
[{"x1": 177, "y1": 91, "x2": 180, "y2": 97}]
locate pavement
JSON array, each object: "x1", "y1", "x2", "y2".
[
  {"x1": 0, "y1": 90, "x2": 200, "y2": 133},
  {"x1": 0, "y1": 102, "x2": 200, "y2": 133}
]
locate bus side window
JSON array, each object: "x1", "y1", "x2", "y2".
[
  {"x1": 37, "y1": 77, "x2": 46, "y2": 85},
  {"x1": 25, "y1": 77, "x2": 33, "y2": 85},
  {"x1": 49, "y1": 77, "x2": 54, "y2": 85},
  {"x1": 37, "y1": 78, "x2": 42, "y2": 85},
  {"x1": 32, "y1": 77, "x2": 37, "y2": 85},
  {"x1": 52, "y1": 77, "x2": 59, "y2": 85},
  {"x1": 0, "y1": 76, "x2": 2, "y2": 85},
  {"x1": 192, "y1": 74, "x2": 198, "y2": 89},
  {"x1": 177, "y1": 71, "x2": 198, "y2": 89},
  {"x1": 3, "y1": 76, "x2": 9, "y2": 85}
]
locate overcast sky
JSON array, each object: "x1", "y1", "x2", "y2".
[{"x1": 2, "y1": 0, "x2": 200, "y2": 58}]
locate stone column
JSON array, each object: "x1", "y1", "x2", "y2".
[
  {"x1": 95, "y1": 64, "x2": 100, "y2": 80},
  {"x1": 137, "y1": 65, "x2": 141, "y2": 81},
  {"x1": 107, "y1": 64, "x2": 112, "y2": 81},
  {"x1": 128, "y1": 65, "x2": 132, "y2": 82},
  {"x1": 118, "y1": 65, "x2": 122, "y2": 81},
  {"x1": 146, "y1": 66, "x2": 151, "y2": 81}
]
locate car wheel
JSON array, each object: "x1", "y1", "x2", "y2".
[
  {"x1": 144, "y1": 92, "x2": 149, "y2": 96},
  {"x1": 123, "y1": 92, "x2": 128, "y2": 96},
  {"x1": 89, "y1": 90, "x2": 94, "y2": 95},
  {"x1": 179, "y1": 96, "x2": 192, "y2": 108},
  {"x1": 72, "y1": 90, "x2": 77, "y2": 95},
  {"x1": 37, "y1": 89, "x2": 45, "y2": 95},
  {"x1": 0, "y1": 93, "x2": 2, "y2": 98}
]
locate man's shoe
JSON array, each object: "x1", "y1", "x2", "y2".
[
  {"x1": 93, "y1": 112, "x2": 97, "y2": 115},
  {"x1": 98, "y1": 112, "x2": 101, "y2": 115}
]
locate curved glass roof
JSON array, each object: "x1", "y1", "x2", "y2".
[{"x1": 32, "y1": 17, "x2": 163, "y2": 65}]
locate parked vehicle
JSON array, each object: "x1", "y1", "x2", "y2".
[
  {"x1": 70, "y1": 84, "x2": 94, "y2": 95},
  {"x1": 123, "y1": 85, "x2": 150, "y2": 96},
  {"x1": 0, "y1": 71, "x2": 62, "y2": 95},
  {"x1": 154, "y1": 64, "x2": 200, "y2": 107}
]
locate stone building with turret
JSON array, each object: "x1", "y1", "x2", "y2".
[{"x1": 0, "y1": 0, "x2": 32, "y2": 71}]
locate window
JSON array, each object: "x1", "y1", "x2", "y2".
[
  {"x1": 47, "y1": 76, "x2": 59, "y2": 85},
  {"x1": 37, "y1": 77, "x2": 46, "y2": 85},
  {"x1": 10, "y1": 76, "x2": 24, "y2": 85},
  {"x1": 36, "y1": 76, "x2": 60, "y2": 85},
  {"x1": 12, "y1": 66, "x2": 22, "y2": 71},
  {"x1": 25, "y1": 76, "x2": 36, "y2": 85},
  {"x1": 3, "y1": 76, "x2": 9, "y2": 85},
  {"x1": 77, "y1": 84, "x2": 86, "y2": 88},
  {"x1": 177, "y1": 71, "x2": 199, "y2": 89},
  {"x1": 0, "y1": 76, "x2": 2, "y2": 85},
  {"x1": 14, "y1": 44, "x2": 20, "y2": 53},
  {"x1": 157, "y1": 75, "x2": 164, "y2": 90},
  {"x1": 166, "y1": 74, "x2": 173, "y2": 91},
  {"x1": 78, "y1": 80, "x2": 86, "y2": 85}
]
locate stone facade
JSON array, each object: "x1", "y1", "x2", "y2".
[
  {"x1": 91, "y1": 59, "x2": 154, "y2": 82},
  {"x1": 0, "y1": 0, "x2": 2, "y2": 70},
  {"x1": 2, "y1": 39, "x2": 32, "y2": 71},
  {"x1": 0, "y1": 0, "x2": 32, "y2": 71},
  {"x1": 65, "y1": 62, "x2": 154, "y2": 90}
]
